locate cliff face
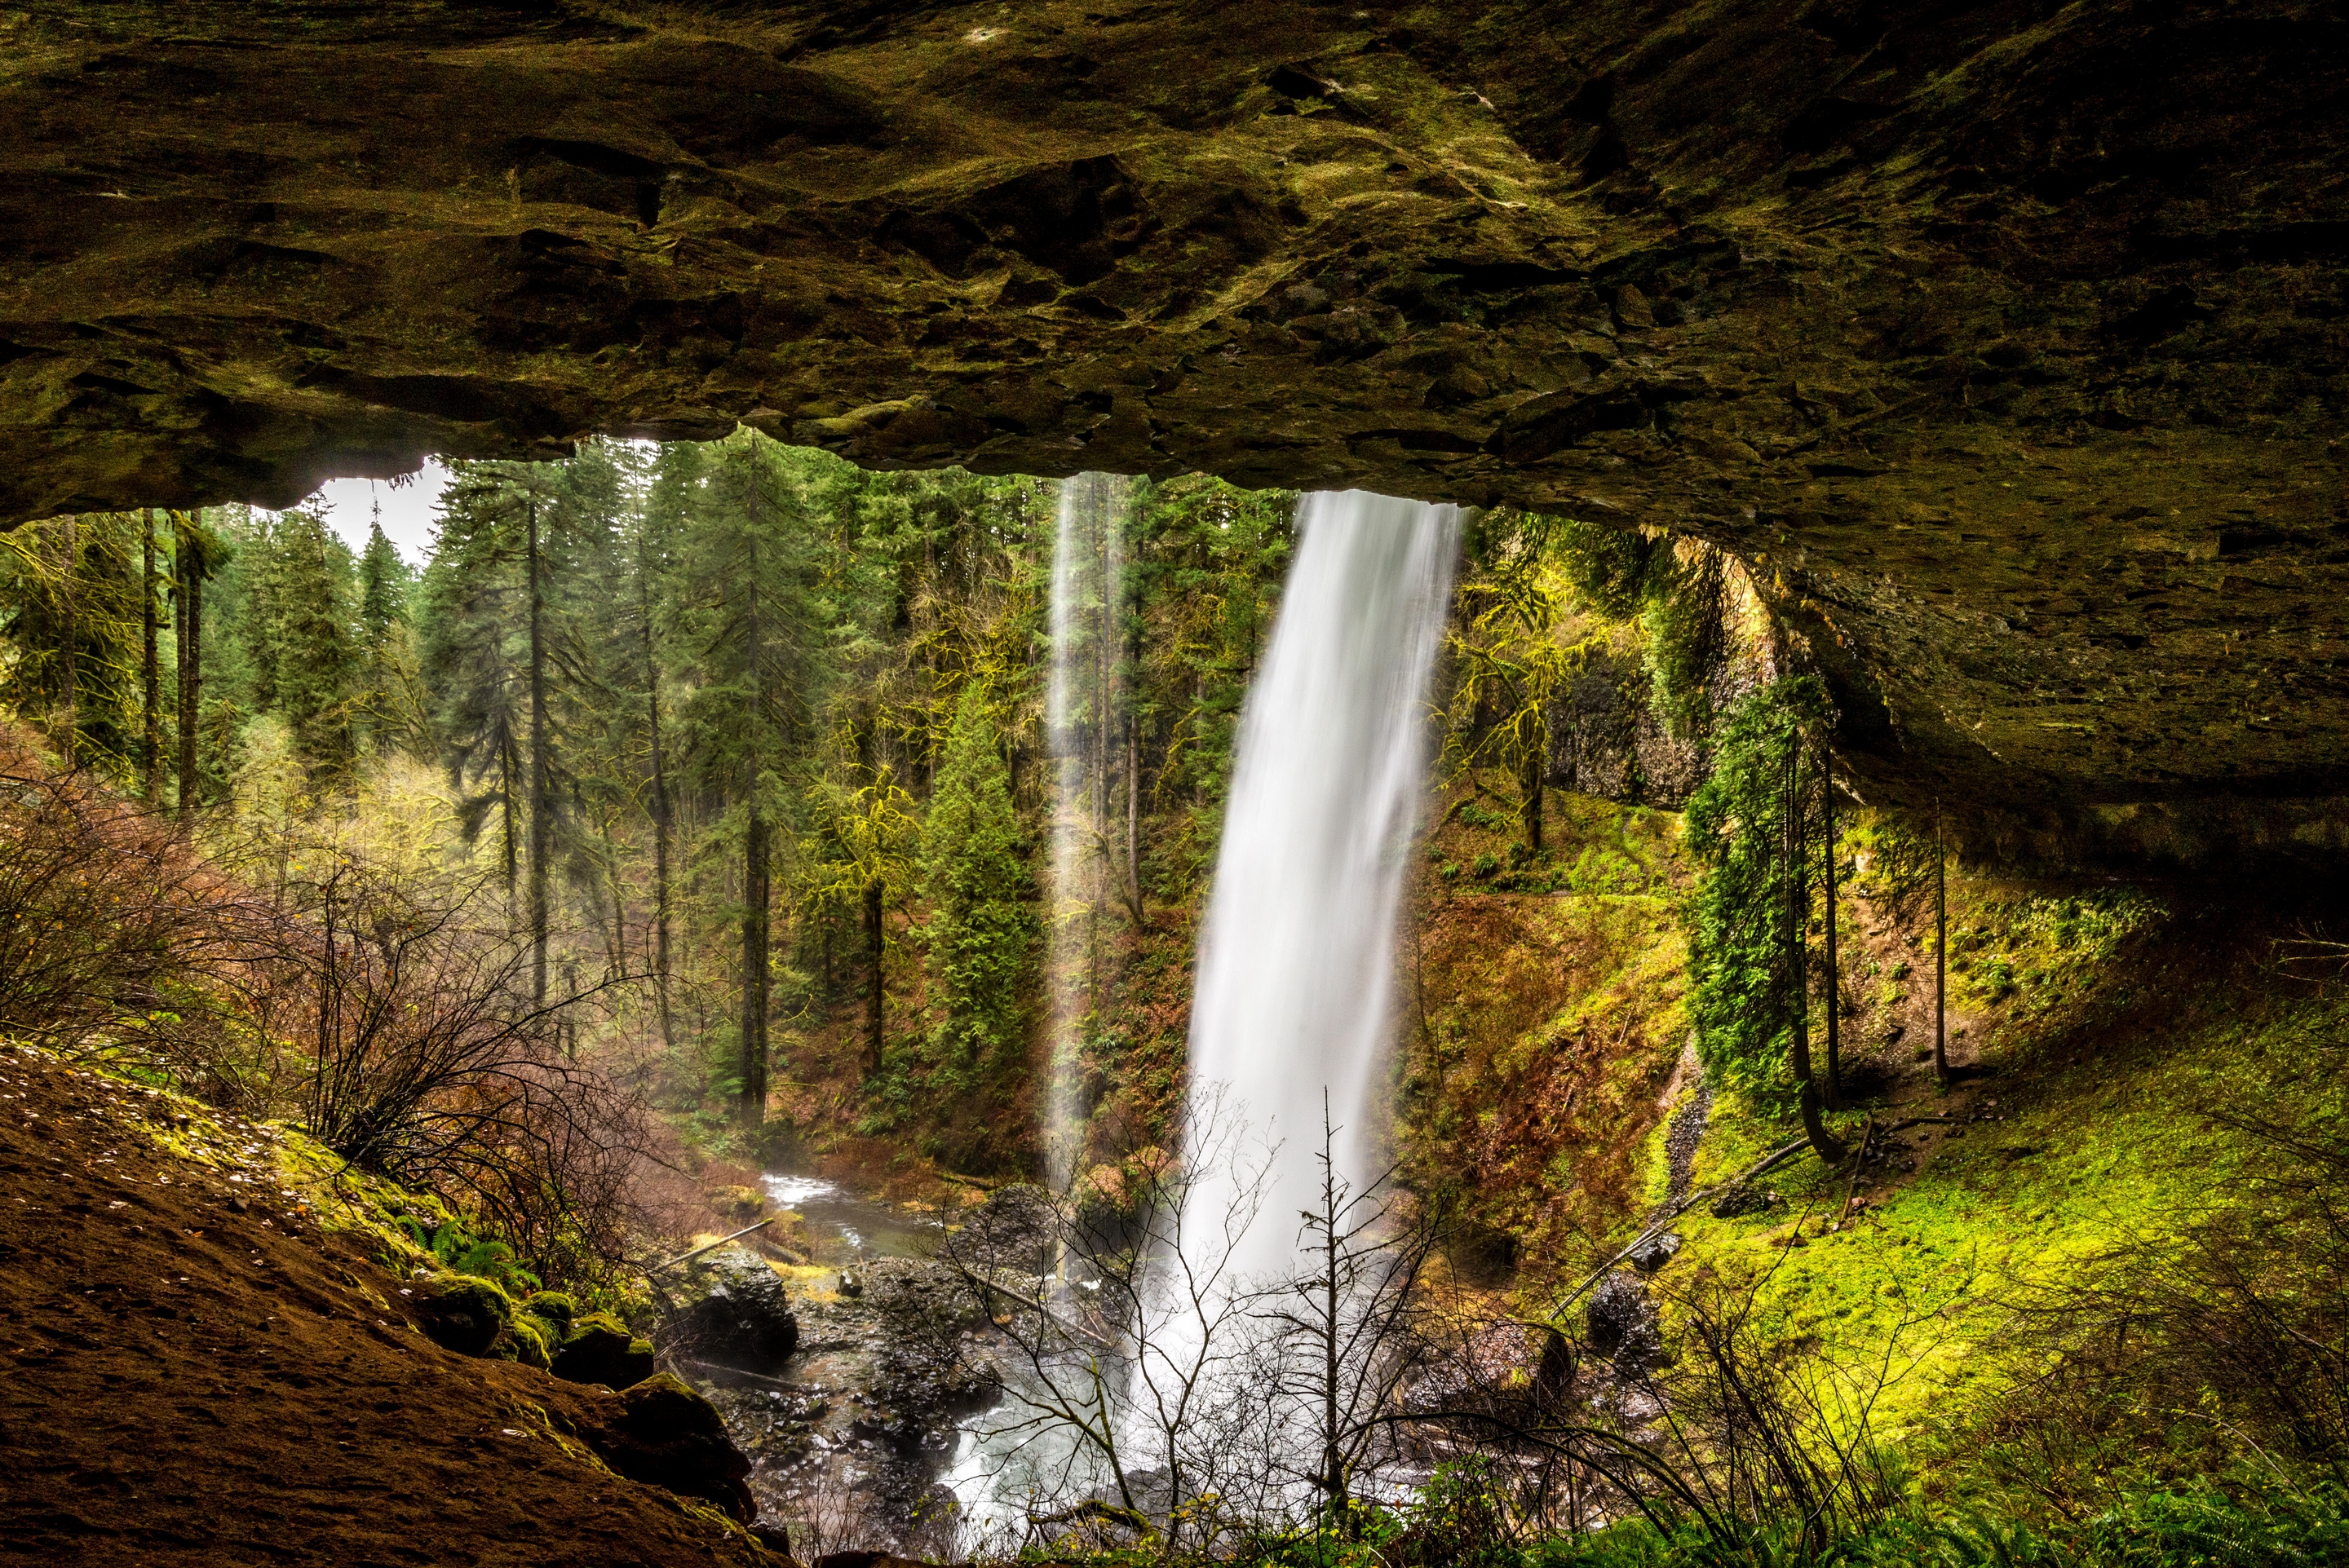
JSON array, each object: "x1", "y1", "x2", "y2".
[{"x1": 2, "y1": 1, "x2": 2343, "y2": 859}]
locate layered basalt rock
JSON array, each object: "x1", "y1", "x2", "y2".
[{"x1": 1, "y1": 2, "x2": 2343, "y2": 858}]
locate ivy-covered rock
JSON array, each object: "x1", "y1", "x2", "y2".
[{"x1": 409, "y1": 1273, "x2": 511, "y2": 1358}]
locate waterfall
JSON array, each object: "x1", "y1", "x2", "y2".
[
  {"x1": 1045, "y1": 472, "x2": 1131, "y2": 1196},
  {"x1": 1181, "y1": 488, "x2": 1461, "y2": 1291}
]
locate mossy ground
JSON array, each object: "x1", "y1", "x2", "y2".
[{"x1": 1648, "y1": 851, "x2": 2348, "y2": 1486}]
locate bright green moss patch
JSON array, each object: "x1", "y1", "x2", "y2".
[{"x1": 1659, "y1": 939, "x2": 2349, "y2": 1460}]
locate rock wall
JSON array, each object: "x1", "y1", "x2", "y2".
[{"x1": 1, "y1": 2, "x2": 2343, "y2": 859}]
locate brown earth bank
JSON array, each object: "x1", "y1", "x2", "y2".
[
  {"x1": 0, "y1": 1041, "x2": 780, "y2": 1568},
  {"x1": 1, "y1": 3, "x2": 2344, "y2": 859}
]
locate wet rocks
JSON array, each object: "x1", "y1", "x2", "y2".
[
  {"x1": 1627, "y1": 1230, "x2": 1683, "y2": 1274},
  {"x1": 1710, "y1": 1183, "x2": 1779, "y2": 1220},
  {"x1": 664, "y1": 1245, "x2": 800, "y2": 1369},
  {"x1": 1586, "y1": 1270, "x2": 1664, "y2": 1378},
  {"x1": 1585, "y1": 1271, "x2": 1644, "y2": 1357},
  {"x1": 950, "y1": 1183, "x2": 1058, "y2": 1275}
]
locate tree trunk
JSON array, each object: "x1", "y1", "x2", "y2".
[
  {"x1": 1521, "y1": 744, "x2": 1544, "y2": 855},
  {"x1": 500, "y1": 731, "x2": 520, "y2": 922},
  {"x1": 1785, "y1": 742, "x2": 1842, "y2": 1164},
  {"x1": 1934, "y1": 815, "x2": 1949, "y2": 1089},
  {"x1": 1820, "y1": 756, "x2": 1842, "y2": 1111},
  {"x1": 141, "y1": 510, "x2": 160, "y2": 800},
  {"x1": 741, "y1": 807, "x2": 771, "y2": 1126},
  {"x1": 526, "y1": 495, "x2": 550, "y2": 1009},
  {"x1": 865, "y1": 877, "x2": 885, "y2": 1073},
  {"x1": 175, "y1": 517, "x2": 202, "y2": 817},
  {"x1": 638, "y1": 528, "x2": 675, "y2": 1051},
  {"x1": 1121, "y1": 706, "x2": 1146, "y2": 926},
  {"x1": 1320, "y1": 1134, "x2": 1345, "y2": 1527}
]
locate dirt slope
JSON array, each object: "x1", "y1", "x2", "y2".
[{"x1": 0, "y1": 1043, "x2": 772, "y2": 1567}]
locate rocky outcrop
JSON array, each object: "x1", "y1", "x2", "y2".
[
  {"x1": 579, "y1": 1372, "x2": 759, "y2": 1525},
  {"x1": 663, "y1": 1245, "x2": 801, "y2": 1369},
  {"x1": 1, "y1": 2, "x2": 2343, "y2": 859},
  {"x1": 1546, "y1": 646, "x2": 1710, "y2": 809}
]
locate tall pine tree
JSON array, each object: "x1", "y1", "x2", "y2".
[{"x1": 921, "y1": 685, "x2": 1034, "y2": 1085}]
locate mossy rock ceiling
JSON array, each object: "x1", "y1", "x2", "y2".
[{"x1": 2, "y1": 2, "x2": 2343, "y2": 860}]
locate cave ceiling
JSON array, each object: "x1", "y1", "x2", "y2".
[{"x1": 2, "y1": 1, "x2": 2345, "y2": 862}]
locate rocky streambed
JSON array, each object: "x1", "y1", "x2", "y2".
[{"x1": 664, "y1": 1177, "x2": 1008, "y2": 1558}]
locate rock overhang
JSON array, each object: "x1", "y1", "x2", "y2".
[{"x1": 2, "y1": 0, "x2": 2343, "y2": 864}]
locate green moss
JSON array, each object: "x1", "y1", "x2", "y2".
[
  {"x1": 524, "y1": 1291, "x2": 577, "y2": 1330},
  {"x1": 410, "y1": 1273, "x2": 514, "y2": 1358},
  {"x1": 1661, "y1": 963, "x2": 2349, "y2": 1462},
  {"x1": 507, "y1": 1310, "x2": 557, "y2": 1369},
  {"x1": 552, "y1": 1310, "x2": 657, "y2": 1389}
]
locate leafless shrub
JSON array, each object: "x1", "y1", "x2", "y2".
[
  {"x1": 1391, "y1": 1265, "x2": 1934, "y2": 1556},
  {"x1": 928, "y1": 1090, "x2": 1283, "y2": 1555},
  {"x1": 0, "y1": 732, "x2": 262, "y2": 1062},
  {"x1": 234, "y1": 852, "x2": 659, "y2": 1286}
]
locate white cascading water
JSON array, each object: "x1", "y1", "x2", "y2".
[
  {"x1": 952, "y1": 488, "x2": 1457, "y2": 1529},
  {"x1": 1181, "y1": 488, "x2": 1462, "y2": 1291},
  {"x1": 1044, "y1": 472, "x2": 1130, "y2": 1197}
]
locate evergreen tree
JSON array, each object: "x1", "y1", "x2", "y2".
[
  {"x1": 670, "y1": 431, "x2": 843, "y2": 1123},
  {"x1": 241, "y1": 509, "x2": 360, "y2": 780},
  {"x1": 359, "y1": 517, "x2": 409, "y2": 646},
  {"x1": 418, "y1": 472, "x2": 530, "y2": 913},
  {"x1": 920, "y1": 686, "x2": 1034, "y2": 1083},
  {"x1": 0, "y1": 512, "x2": 172, "y2": 778}
]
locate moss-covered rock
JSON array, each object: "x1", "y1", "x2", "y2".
[
  {"x1": 579, "y1": 1372, "x2": 755, "y2": 1524},
  {"x1": 522, "y1": 1291, "x2": 577, "y2": 1332},
  {"x1": 505, "y1": 1310, "x2": 556, "y2": 1371},
  {"x1": 551, "y1": 1310, "x2": 657, "y2": 1391},
  {"x1": 409, "y1": 1274, "x2": 511, "y2": 1358},
  {"x1": 663, "y1": 1245, "x2": 798, "y2": 1370}
]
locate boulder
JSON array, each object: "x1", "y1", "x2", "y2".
[
  {"x1": 503, "y1": 1310, "x2": 555, "y2": 1370},
  {"x1": 1627, "y1": 1231, "x2": 1682, "y2": 1274},
  {"x1": 1585, "y1": 1271, "x2": 1645, "y2": 1358},
  {"x1": 582, "y1": 1372, "x2": 755, "y2": 1524},
  {"x1": 553, "y1": 1310, "x2": 657, "y2": 1390},
  {"x1": 409, "y1": 1274, "x2": 511, "y2": 1358},
  {"x1": 523, "y1": 1290, "x2": 578, "y2": 1331},
  {"x1": 665, "y1": 1245, "x2": 799, "y2": 1368},
  {"x1": 1710, "y1": 1184, "x2": 1776, "y2": 1220}
]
